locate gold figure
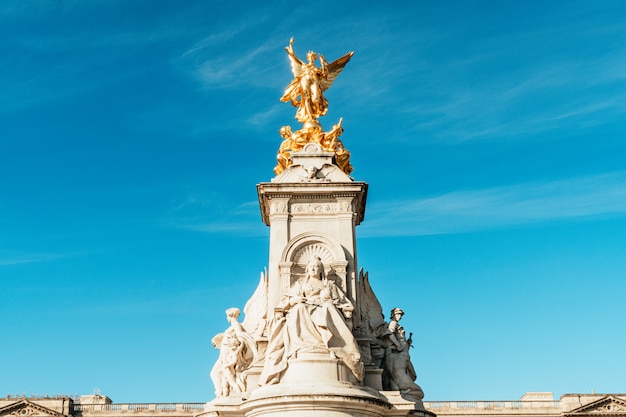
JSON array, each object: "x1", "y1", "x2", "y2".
[
  {"x1": 273, "y1": 126, "x2": 317, "y2": 175},
  {"x1": 320, "y1": 118, "x2": 353, "y2": 175},
  {"x1": 274, "y1": 126, "x2": 304, "y2": 175},
  {"x1": 281, "y1": 38, "x2": 353, "y2": 128},
  {"x1": 275, "y1": 39, "x2": 354, "y2": 176},
  {"x1": 273, "y1": 120, "x2": 353, "y2": 176}
]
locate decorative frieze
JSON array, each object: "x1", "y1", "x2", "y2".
[
  {"x1": 268, "y1": 200, "x2": 354, "y2": 217},
  {"x1": 269, "y1": 200, "x2": 289, "y2": 215},
  {"x1": 10, "y1": 408, "x2": 36, "y2": 417}
]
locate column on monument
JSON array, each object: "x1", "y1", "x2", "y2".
[
  {"x1": 267, "y1": 196, "x2": 290, "y2": 317},
  {"x1": 334, "y1": 195, "x2": 359, "y2": 305}
]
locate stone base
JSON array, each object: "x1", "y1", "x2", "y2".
[
  {"x1": 281, "y1": 352, "x2": 360, "y2": 385},
  {"x1": 241, "y1": 394, "x2": 390, "y2": 417},
  {"x1": 364, "y1": 367, "x2": 384, "y2": 391},
  {"x1": 203, "y1": 394, "x2": 434, "y2": 417},
  {"x1": 201, "y1": 353, "x2": 434, "y2": 417},
  {"x1": 248, "y1": 353, "x2": 381, "y2": 400}
]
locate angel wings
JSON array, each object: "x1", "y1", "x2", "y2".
[{"x1": 281, "y1": 38, "x2": 353, "y2": 127}]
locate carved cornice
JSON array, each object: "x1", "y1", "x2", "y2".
[
  {"x1": 0, "y1": 400, "x2": 67, "y2": 417},
  {"x1": 257, "y1": 182, "x2": 367, "y2": 226},
  {"x1": 565, "y1": 396, "x2": 626, "y2": 416}
]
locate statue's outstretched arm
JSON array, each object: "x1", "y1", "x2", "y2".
[
  {"x1": 285, "y1": 37, "x2": 295, "y2": 57},
  {"x1": 285, "y1": 37, "x2": 304, "y2": 77}
]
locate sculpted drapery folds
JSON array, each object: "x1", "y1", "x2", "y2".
[
  {"x1": 210, "y1": 308, "x2": 258, "y2": 398},
  {"x1": 259, "y1": 256, "x2": 364, "y2": 385}
]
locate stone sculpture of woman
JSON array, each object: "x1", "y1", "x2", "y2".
[
  {"x1": 382, "y1": 308, "x2": 424, "y2": 403},
  {"x1": 259, "y1": 256, "x2": 363, "y2": 385},
  {"x1": 210, "y1": 308, "x2": 258, "y2": 397}
]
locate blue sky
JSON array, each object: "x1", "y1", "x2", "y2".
[{"x1": 2, "y1": 0, "x2": 626, "y2": 404}]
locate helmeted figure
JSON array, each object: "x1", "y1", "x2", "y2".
[{"x1": 381, "y1": 308, "x2": 424, "y2": 402}]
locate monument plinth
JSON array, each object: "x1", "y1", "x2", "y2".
[{"x1": 203, "y1": 39, "x2": 434, "y2": 417}]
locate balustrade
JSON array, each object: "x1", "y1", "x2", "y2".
[
  {"x1": 424, "y1": 400, "x2": 562, "y2": 410},
  {"x1": 73, "y1": 403, "x2": 205, "y2": 412}
]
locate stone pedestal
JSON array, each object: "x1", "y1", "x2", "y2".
[
  {"x1": 212, "y1": 353, "x2": 388, "y2": 417},
  {"x1": 240, "y1": 394, "x2": 390, "y2": 417},
  {"x1": 205, "y1": 146, "x2": 433, "y2": 417},
  {"x1": 257, "y1": 145, "x2": 367, "y2": 323}
]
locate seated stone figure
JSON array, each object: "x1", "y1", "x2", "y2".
[
  {"x1": 381, "y1": 308, "x2": 424, "y2": 403},
  {"x1": 259, "y1": 256, "x2": 363, "y2": 385}
]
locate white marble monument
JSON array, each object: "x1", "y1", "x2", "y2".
[{"x1": 201, "y1": 39, "x2": 434, "y2": 417}]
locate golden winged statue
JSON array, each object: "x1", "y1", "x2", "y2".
[{"x1": 281, "y1": 37, "x2": 353, "y2": 128}]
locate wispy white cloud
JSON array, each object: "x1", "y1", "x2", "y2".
[
  {"x1": 358, "y1": 8, "x2": 626, "y2": 144},
  {"x1": 1, "y1": 24, "x2": 188, "y2": 114},
  {"x1": 189, "y1": 40, "x2": 281, "y2": 89},
  {"x1": 362, "y1": 171, "x2": 626, "y2": 237},
  {"x1": 176, "y1": 9, "x2": 285, "y2": 91},
  {"x1": 160, "y1": 189, "x2": 265, "y2": 236},
  {"x1": 160, "y1": 172, "x2": 626, "y2": 239},
  {"x1": 181, "y1": 28, "x2": 245, "y2": 58},
  {"x1": 174, "y1": 221, "x2": 265, "y2": 235},
  {"x1": 397, "y1": 50, "x2": 626, "y2": 143},
  {"x1": 246, "y1": 104, "x2": 284, "y2": 127},
  {"x1": 0, "y1": 0, "x2": 80, "y2": 19},
  {"x1": 0, "y1": 250, "x2": 77, "y2": 266}
]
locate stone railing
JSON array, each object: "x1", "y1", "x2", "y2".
[
  {"x1": 74, "y1": 404, "x2": 205, "y2": 412},
  {"x1": 424, "y1": 401, "x2": 562, "y2": 410},
  {"x1": 75, "y1": 401, "x2": 565, "y2": 413}
]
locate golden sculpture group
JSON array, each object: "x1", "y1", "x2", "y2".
[{"x1": 275, "y1": 38, "x2": 354, "y2": 175}]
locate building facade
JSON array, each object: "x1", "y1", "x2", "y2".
[{"x1": 2, "y1": 392, "x2": 625, "y2": 417}]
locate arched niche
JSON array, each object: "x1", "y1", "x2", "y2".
[{"x1": 278, "y1": 232, "x2": 350, "y2": 301}]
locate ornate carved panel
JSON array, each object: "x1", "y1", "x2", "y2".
[
  {"x1": 293, "y1": 243, "x2": 334, "y2": 268},
  {"x1": 566, "y1": 396, "x2": 626, "y2": 417},
  {"x1": 0, "y1": 401, "x2": 66, "y2": 417},
  {"x1": 291, "y1": 202, "x2": 337, "y2": 215},
  {"x1": 10, "y1": 408, "x2": 36, "y2": 417},
  {"x1": 269, "y1": 200, "x2": 289, "y2": 215}
]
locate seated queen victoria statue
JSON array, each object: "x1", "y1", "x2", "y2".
[{"x1": 259, "y1": 256, "x2": 364, "y2": 385}]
